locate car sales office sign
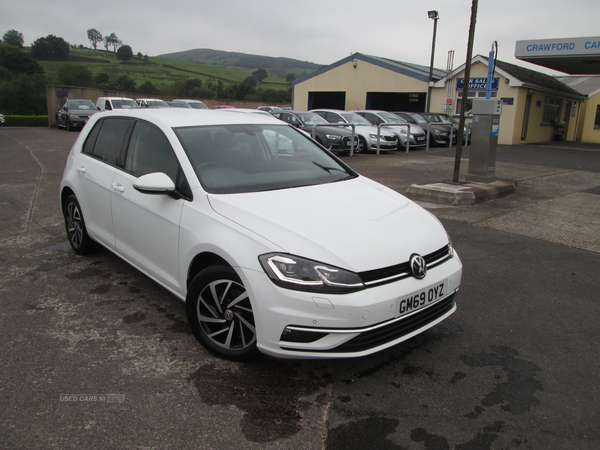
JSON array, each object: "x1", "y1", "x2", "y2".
[{"x1": 456, "y1": 78, "x2": 499, "y2": 90}]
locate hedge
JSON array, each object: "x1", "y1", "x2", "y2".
[{"x1": 2, "y1": 116, "x2": 49, "y2": 127}]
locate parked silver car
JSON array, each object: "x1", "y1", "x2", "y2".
[
  {"x1": 310, "y1": 109, "x2": 398, "y2": 152},
  {"x1": 353, "y1": 110, "x2": 427, "y2": 149}
]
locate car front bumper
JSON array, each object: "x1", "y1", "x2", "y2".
[{"x1": 240, "y1": 252, "x2": 462, "y2": 359}]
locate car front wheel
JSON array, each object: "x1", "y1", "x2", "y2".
[
  {"x1": 355, "y1": 136, "x2": 366, "y2": 153},
  {"x1": 186, "y1": 266, "x2": 259, "y2": 361}
]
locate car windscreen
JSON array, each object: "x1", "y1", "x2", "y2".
[
  {"x1": 379, "y1": 112, "x2": 406, "y2": 123},
  {"x1": 189, "y1": 102, "x2": 208, "y2": 110},
  {"x1": 175, "y1": 124, "x2": 357, "y2": 194},
  {"x1": 112, "y1": 100, "x2": 139, "y2": 109},
  {"x1": 409, "y1": 114, "x2": 429, "y2": 125},
  {"x1": 68, "y1": 100, "x2": 96, "y2": 110},
  {"x1": 296, "y1": 112, "x2": 329, "y2": 126},
  {"x1": 147, "y1": 100, "x2": 170, "y2": 107},
  {"x1": 340, "y1": 113, "x2": 372, "y2": 126}
]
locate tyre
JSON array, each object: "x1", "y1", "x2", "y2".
[
  {"x1": 355, "y1": 136, "x2": 366, "y2": 153},
  {"x1": 186, "y1": 266, "x2": 259, "y2": 361},
  {"x1": 63, "y1": 194, "x2": 96, "y2": 255}
]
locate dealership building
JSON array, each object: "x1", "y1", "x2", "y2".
[{"x1": 291, "y1": 36, "x2": 600, "y2": 145}]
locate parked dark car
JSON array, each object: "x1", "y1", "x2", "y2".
[
  {"x1": 270, "y1": 110, "x2": 358, "y2": 153},
  {"x1": 56, "y1": 99, "x2": 100, "y2": 131},
  {"x1": 421, "y1": 112, "x2": 471, "y2": 144},
  {"x1": 393, "y1": 112, "x2": 455, "y2": 146}
]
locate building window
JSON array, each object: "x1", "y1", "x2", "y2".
[
  {"x1": 595, "y1": 105, "x2": 600, "y2": 130},
  {"x1": 542, "y1": 96, "x2": 562, "y2": 124},
  {"x1": 456, "y1": 90, "x2": 497, "y2": 115}
]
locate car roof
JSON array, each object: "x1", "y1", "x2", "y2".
[
  {"x1": 96, "y1": 108, "x2": 284, "y2": 128},
  {"x1": 173, "y1": 99, "x2": 205, "y2": 103},
  {"x1": 352, "y1": 110, "x2": 389, "y2": 114}
]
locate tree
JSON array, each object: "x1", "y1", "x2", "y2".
[
  {"x1": 116, "y1": 45, "x2": 133, "y2": 62},
  {"x1": 94, "y1": 72, "x2": 112, "y2": 89},
  {"x1": 252, "y1": 68, "x2": 268, "y2": 82},
  {"x1": 0, "y1": 45, "x2": 44, "y2": 75},
  {"x1": 115, "y1": 73, "x2": 136, "y2": 92},
  {"x1": 104, "y1": 33, "x2": 121, "y2": 52},
  {"x1": 31, "y1": 35, "x2": 69, "y2": 59},
  {"x1": 139, "y1": 81, "x2": 159, "y2": 95},
  {"x1": 2, "y1": 29, "x2": 24, "y2": 48},
  {"x1": 87, "y1": 29, "x2": 103, "y2": 50},
  {"x1": 285, "y1": 72, "x2": 296, "y2": 83},
  {"x1": 0, "y1": 73, "x2": 48, "y2": 115},
  {"x1": 58, "y1": 63, "x2": 93, "y2": 87}
]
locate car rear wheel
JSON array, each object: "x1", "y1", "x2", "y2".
[
  {"x1": 63, "y1": 194, "x2": 96, "y2": 255},
  {"x1": 186, "y1": 266, "x2": 259, "y2": 361}
]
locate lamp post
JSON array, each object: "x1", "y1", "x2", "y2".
[{"x1": 426, "y1": 10, "x2": 439, "y2": 113}]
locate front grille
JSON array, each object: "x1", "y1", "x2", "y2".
[
  {"x1": 280, "y1": 294, "x2": 455, "y2": 354},
  {"x1": 358, "y1": 245, "x2": 451, "y2": 287}
]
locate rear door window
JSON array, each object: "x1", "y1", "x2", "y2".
[{"x1": 83, "y1": 118, "x2": 132, "y2": 166}]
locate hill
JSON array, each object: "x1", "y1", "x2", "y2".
[
  {"x1": 34, "y1": 48, "x2": 292, "y2": 89},
  {"x1": 158, "y1": 48, "x2": 322, "y2": 78}
]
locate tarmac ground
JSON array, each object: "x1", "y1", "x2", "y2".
[{"x1": 1, "y1": 127, "x2": 599, "y2": 450}]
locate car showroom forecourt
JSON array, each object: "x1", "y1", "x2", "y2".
[{"x1": 60, "y1": 108, "x2": 462, "y2": 360}]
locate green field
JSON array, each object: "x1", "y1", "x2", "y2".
[{"x1": 36, "y1": 48, "x2": 290, "y2": 90}]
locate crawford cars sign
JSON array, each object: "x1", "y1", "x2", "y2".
[{"x1": 516, "y1": 37, "x2": 600, "y2": 57}]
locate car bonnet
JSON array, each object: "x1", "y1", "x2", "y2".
[{"x1": 206, "y1": 176, "x2": 448, "y2": 272}]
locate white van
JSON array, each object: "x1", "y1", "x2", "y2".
[
  {"x1": 172, "y1": 99, "x2": 209, "y2": 110},
  {"x1": 96, "y1": 97, "x2": 139, "y2": 111}
]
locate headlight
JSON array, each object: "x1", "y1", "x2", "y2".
[
  {"x1": 446, "y1": 232, "x2": 454, "y2": 258},
  {"x1": 369, "y1": 134, "x2": 378, "y2": 140},
  {"x1": 259, "y1": 253, "x2": 365, "y2": 293},
  {"x1": 326, "y1": 134, "x2": 342, "y2": 140}
]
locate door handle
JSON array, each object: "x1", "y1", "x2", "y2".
[
  {"x1": 112, "y1": 183, "x2": 125, "y2": 192},
  {"x1": 76, "y1": 166, "x2": 86, "y2": 173}
]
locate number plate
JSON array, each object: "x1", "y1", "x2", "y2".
[
  {"x1": 417, "y1": 136, "x2": 425, "y2": 141},
  {"x1": 396, "y1": 280, "x2": 448, "y2": 318}
]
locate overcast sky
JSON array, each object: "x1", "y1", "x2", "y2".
[{"x1": 3, "y1": 0, "x2": 598, "y2": 75}]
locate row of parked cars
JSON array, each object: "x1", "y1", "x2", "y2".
[
  {"x1": 55, "y1": 97, "x2": 470, "y2": 153},
  {"x1": 268, "y1": 109, "x2": 471, "y2": 154},
  {"x1": 55, "y1": 97, "x2": 210, "y2": 131}
]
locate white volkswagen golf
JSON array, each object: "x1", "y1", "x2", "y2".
[{"x1": 60, "y1": 108, "x2": 462, "y2": 360}]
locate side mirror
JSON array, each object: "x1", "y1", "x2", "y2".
[{"x1": 133, "y1": 172, "x2": 176, "y2": 195}]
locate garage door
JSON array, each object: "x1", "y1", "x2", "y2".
[
  {"x1": 366, "y1": 92, "x2": 426, "y2": 112},
  {"x1": 308, "y1": 92, "x2": 346, "y2": 110}
]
